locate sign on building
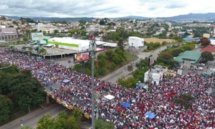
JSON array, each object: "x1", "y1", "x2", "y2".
[{"x1": 31, "y1": 33, "x2": 44, "y2": 41}]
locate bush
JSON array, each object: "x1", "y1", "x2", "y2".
[
  {"x1": 174, "y1": 94, "x2": 193, "y2": 109},
  {"x1": 117, "y1": 77, "x2": 138, "y2": 88}
]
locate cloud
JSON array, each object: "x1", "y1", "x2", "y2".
[{"x1": 0, "y1": 0, "x2": 214, "y2": 18}]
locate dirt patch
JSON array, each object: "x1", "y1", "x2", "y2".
[{"x1": 144, "y1": 38, "x2": 176, "y2": 44}]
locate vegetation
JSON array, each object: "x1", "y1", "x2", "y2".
[
  {"x1": 200, "y1": 37, "x2": 210, "y2": 47},
  {"x1": 103, "y1": 28, "x2": 129, "y2": 42},
  {"x1": 155, "y1": 53, "x2": 179, "y2": 69},
  {"x1": 132, "y1": 59, "x2": 150, "y2": 82},
  {"x1": 20, "y1": 17, "x2": 36, "y2": 24},
  {"x1": 117, "y1": 38, "x2": 124, "y2": 51},
  {"x1": 117, "y1": 58, "x2": 149, "y2": 88},
  {"x1": 117, "y1": 77, "x2": 138, "y2": 88},
  {"x1": 0, "y1": 65, "x2": 45, "y2": 124},
  {"x1": 95, "y1": 119, "x2": 114, "y2": 129},
  {"x1": 201, "y1": 52, "x2": 214, "y2": 63},
  {"x1": 155, "y1": 43, "x2": 195, "y2": 68},
  {"x1": 73, "y1": 47, "x2": 134, "y2": 77},
  {"x1": 174, "y1": 94, "x2": 193, "y2": 109},
  {"x1": 21, "y1": 110, "x2": 114, "y2": 129},
  {"x1": 37, "y1": 109, "x2": 82, "y2": 129},
  {"x1": 144, "y1": 42, "x2": 161, "y2": 51}
]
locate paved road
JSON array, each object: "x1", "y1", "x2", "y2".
[
  {"x1": 0, "y1": 46, "x2": 168, "y2": 129},
  {"x1": 0, "y1": 104, "x2": 66, "y2": 129},
  {"x1": 102, "y1": 46, "x2": 168, "y2": 83}
]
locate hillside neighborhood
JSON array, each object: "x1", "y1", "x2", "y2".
[{"x1": 0, "y1": 13, "x2": 215, "y2": 129}]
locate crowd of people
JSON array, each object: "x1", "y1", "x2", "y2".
[{"x1": 0, "y1": 48, "x2": 214, "y2": 129}]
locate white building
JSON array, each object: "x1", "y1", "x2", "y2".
[
  {"x1": 48, "y1": 37, "x2": 90, "y2": 52},
  {"x1": 128, "y1": 36, "x2": 144, "y2": 48},
  {"x1": 210, "y1": 39, "x2": 215, "y2": 45},
  {"x1": 144, "y1": 65, "x2": 167, "y2": 85}
]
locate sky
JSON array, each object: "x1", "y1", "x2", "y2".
[{"x1": 0, "y1": 0, "x2": 215, "y2": 18}]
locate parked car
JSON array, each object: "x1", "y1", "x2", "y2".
[
  {"x1": 198, "y1": 63, "x2": 206, "y2": 67},
  {"x1": 198, "y1": 67, "x2": 203, "y2": 70}
]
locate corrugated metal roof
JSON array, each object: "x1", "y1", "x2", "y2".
[
  {"x1": 174, "y1": 51, "x2": 201, "y2": 64},
  {"x1": 201, "y1": 45, "x2": 215, "y2": 53}
]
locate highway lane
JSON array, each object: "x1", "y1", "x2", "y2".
[
  {"x1": 102, "y1": 46, "x2": 168, "y2": 83},
  {"x1": 0, "y1": 104, "x2": 66, "y2": 129}
]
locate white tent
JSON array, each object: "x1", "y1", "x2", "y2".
[{"x1": 104, "y1": 94, "x2": 115, "y2": 100}]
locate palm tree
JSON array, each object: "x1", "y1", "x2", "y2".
[{"x1": 38, "y1": 48, "x2": 47, "y2": 58}]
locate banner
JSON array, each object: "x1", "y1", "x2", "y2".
[{"x1": 75, "y1": 53, "x2": 90, "y2": 62}]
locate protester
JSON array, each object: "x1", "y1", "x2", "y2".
[{"x1": 0, "y1": 49, "x2": 214, "y2": 129}]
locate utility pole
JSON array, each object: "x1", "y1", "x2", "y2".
[{"x1": 90, "y1": 34, "x2": 95, "y2": 129}]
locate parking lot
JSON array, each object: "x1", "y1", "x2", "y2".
[{"x1": 182, "y1": 60, "x2": 215, "y2": 75}]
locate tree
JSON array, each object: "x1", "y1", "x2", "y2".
[
  {"x1": 174, "y1": 94, "x2": 193, "y2": 109},
  {"x1": 127, "y1": 64, "x2": 133, "y2": 72},
  {"x1": 0, "y1": 16, "x2": 6, "y2": 20},
  {"x1": 200, "y1": 37, "x2": 210, "y2": 47},
  {"x1": 170, "y1": 49, "x2": 183, "y2": 57},
  {"x1": 201, "y1": 52, "x2": 214, "y2": 62},
  {"x1": 8, "y1": 70, "x2": 44, "y2": 112},
  {"x1": 37, "y1": 114, "x2": 57, "y2": 129},
  {"x1": 0, "y1": 94, "x2": 13, "y2": 122},
  {"x1": 28, "y1": 46, "x2": 33, "y2": 52},
  {"x1": 117, "y1": 77, "x2": 138, "y2": 88},
  {"x1": 117, "y1": 39, "x2": 124, "y2": 51},
  {"x1": 158, "y1": 52, "x2": 173, "y2": 60},
  {"x1": 37, "y1": 110, "x2": 82, "y2": 129},
  {"x1": 22, "y1": 34, "x2": 28, "y2": 42},
  {"x1": 99, "y1": 19, "x2": 106, "y2": 25},
  {"x1": 22, "y1": 46, "x2": 27, "y2": 52},
  {"x1": 54, "y1": 30, "x2": 59, "y2": 34},
  {"x1": 95, "y1": 119, "x2": 114, "y2": 129},
  {"x1": 71, "y1": 108, "x2": 83, "y2": 126},
  {"x1": 38, "y1": 48, "x2": 47, "y2": 56}
]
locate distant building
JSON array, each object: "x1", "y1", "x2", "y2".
[
  {"x1": 128, "y1": 36, "x2": 144, "y2": 48},
  {"x1": 201, "y1": 45, "x2": 215, "y2": 55},
  {"x1": 144, "y1": 65, "x2": 167, "y2": 85},
  {"x1": 174, "y1": 51, "x2": 201, "y2": 68},
  {"x1": 213, "y1": 25, "x2": 215, "y2": 36},
  {"x1": 203, "y1": 33, "x2": 210, "y2": 38},
  {"x1": 0, "y1": 27, "x2": 19, "y2": 40}
]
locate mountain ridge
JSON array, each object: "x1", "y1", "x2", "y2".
[{"x1": 2, "y1": 12, "x2": 215, "y2": 22}]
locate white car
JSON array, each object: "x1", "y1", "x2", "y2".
[{"x1": 198, "y1": 67, "x2": 203, "y2": 70}]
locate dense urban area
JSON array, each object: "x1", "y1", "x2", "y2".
[{"x1": 0, "y1": 14, "x2": 215, "y2": 129}]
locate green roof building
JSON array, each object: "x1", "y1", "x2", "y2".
[{"x1": 174, "y1": 51, "x2": 201, "y2": 64}]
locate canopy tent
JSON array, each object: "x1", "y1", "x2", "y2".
[
  {"x1": 121, "y1": 102, "x2": 131, "y2": 108},
  {"x1": 24, "y1": 65, "x2": 30, "y2": 69},
  {"x1": 63, "y1": 79, "x2": 70, "y2": 83},
  {"x1": 104, "y1": 94, "x2": 115, "y2": 100},
  {"x1": 144, "y1": 111, "x2": 156, "y2": 119}
]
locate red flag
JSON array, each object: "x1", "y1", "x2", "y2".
[
  {"x1": 90, "y1": 34, "x2": 94, "y2": 40},
  {"x1": 95, "y1": 62, "x2": 99, "y2": 66}
]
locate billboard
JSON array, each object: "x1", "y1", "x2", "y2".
[
  {"x1": 75, "y1": 53, "x2": 90, "y2": 62},
  {"x1": 31, "y1": 33, "x2": 44, "y2": 41}
]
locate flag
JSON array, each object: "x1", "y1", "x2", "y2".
[{"x1": 95, "y1": 62, "x2": 99, "y2": 66}]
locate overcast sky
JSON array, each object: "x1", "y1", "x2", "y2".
[{"x1": 0, "y1": 0, "x2": 215, "y2": 18}]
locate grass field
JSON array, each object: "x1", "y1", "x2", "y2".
[{"x1": 144, "y1": 38, "x2": 176, "y2": 44}]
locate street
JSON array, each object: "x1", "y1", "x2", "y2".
[
  {"x1": 0, "y1": 45, "x2": 168, "y2": 129},
  {"x1": 0, "y1": 104, "x2": 66, "y2": 129},
  {"x1": 102, "y1": 46, "x2": 168, "y2": 83}
]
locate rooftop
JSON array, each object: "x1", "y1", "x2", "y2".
[
  {"x1": 174, "y1": 50, "x2": 202, "y2": 64},
  {"x1": 201, "y1": 45, "x2": 215, "y2": 53}
]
